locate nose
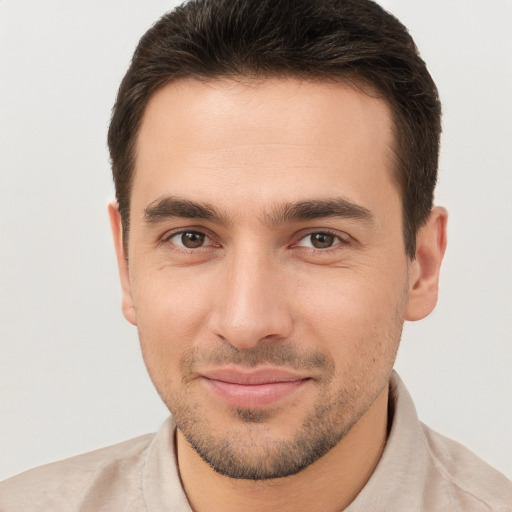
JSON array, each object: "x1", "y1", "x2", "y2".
[{"x1": 207, "y1": 248, "x2": 293, "y2": 350}]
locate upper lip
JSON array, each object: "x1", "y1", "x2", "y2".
[{"x1": 200, "y1": 367, "x2": 309, "y2": 385}]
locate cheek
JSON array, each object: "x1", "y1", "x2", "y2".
[
  {"x1": 133, "y1": 262, "x2": 212, "y2": 324},
  {"x1": 294, "y1": 264, "x2": 408, "y2": 364},
  {"x1": 130, "y1": 267, "x2": 214, "y2": 378},
  {"x1": 293, "y1": 267, "x2": 407, "y2": 413}
]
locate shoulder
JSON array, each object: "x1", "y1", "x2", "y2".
[
  {"x1": 422, "y1": 423, "x2": 512, "y2": 511},
  {"x1": 0, "y1": 433, "x2": 155, "y2": 512}
]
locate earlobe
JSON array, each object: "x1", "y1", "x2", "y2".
[
  {"x1": 108, "y1": 201, "x2": 137, "y2": 326},
  {"x1": 405, "y1": 206, "x2": 448, "y2": 321}
]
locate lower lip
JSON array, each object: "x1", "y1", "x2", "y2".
[{"x1": 202, "y1": 378, "x2": 309, "y2": 408}]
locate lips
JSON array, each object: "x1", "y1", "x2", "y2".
[{"x1": 200, "y1": 367, "x2": 310, "y2": 408}]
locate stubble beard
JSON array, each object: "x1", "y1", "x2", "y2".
[
  {"x1": 143, "y1": 287, "x2": 407, "y2": 481},
  {"x1": 159, "y1": 340, "x2": 397, "y2": 481},
  {"x1": 175, "y1": 385, "x2": 356, "y2": 480}
]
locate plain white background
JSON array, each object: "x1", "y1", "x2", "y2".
[{"x1": 1, "y1": 0, "x2": 511, "y2": 481}]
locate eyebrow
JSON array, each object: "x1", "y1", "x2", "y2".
[
  {"x1": 268, "y1": 198, "x2": 374, "y2": 225},
  {"x1": 143, "y1": 195, "x2": 373, "y2": 226},
  {"x1": 144, "y1": 196, "x2": 227, "y2": 224}
]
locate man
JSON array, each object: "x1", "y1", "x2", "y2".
[{"x1": 1, "y1": 0, "x2": 510, "y2": 510}]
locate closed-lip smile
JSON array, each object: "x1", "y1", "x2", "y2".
[{"x1": 199, "y1": 367, "x2": 311, "y2": 408}]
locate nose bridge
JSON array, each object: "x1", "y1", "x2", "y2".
[{"x1": 209, "y1": 241, "x2": 292, "y2": 349}]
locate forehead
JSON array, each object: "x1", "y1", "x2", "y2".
[{"x1": 132, "y1": 77, "x2": 397, "y2": 220}]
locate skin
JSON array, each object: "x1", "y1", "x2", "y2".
[{"x1": 109, "y1": 78, "x2": 447, "y2": 512}]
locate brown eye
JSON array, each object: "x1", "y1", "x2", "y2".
[
  {"x1": 168, "y1": 231, "x2": 209, "y2": 249},
  {"x1": 310, "y1": 233, "x2": 336, "y2": 248},
  {"x1": 181, "y1": 232, "x2": 205, "y2": 248},
  {"x1": 296, "y1": 232, "x2": 343, "y2": 249}
]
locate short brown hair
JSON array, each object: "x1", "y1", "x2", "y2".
[{"x1": 108, "y1": 0, "x2": 441, "y2": 257}]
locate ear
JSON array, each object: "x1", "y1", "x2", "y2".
[
  {"x1": 108, "y1": 201, "x2": 137, "y2": 326},
  {"x1": 405, "y1": 206, "x2": 448, "y2": 321}
]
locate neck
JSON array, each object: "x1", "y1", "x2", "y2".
[{"x1": 176, "y1": 386, "x2": 389, "y2": 512}]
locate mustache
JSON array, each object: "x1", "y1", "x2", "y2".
[{"x1": 181, "y1": 343, "x2": 334, "y2": 374}]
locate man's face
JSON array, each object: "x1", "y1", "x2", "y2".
[{"x1": 117, "y1": 78, "x2": 415, "y2": 479}]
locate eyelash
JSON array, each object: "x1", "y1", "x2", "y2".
[
  {"x1": 160, "y1": 229, "x2": 218, "y2": 252},
  {"x1": 292, "y1": 230, "x2": 350, "y2": 252},
  {"x1": 160, "y1": 228, "x2": 351, "y2": 253}
]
